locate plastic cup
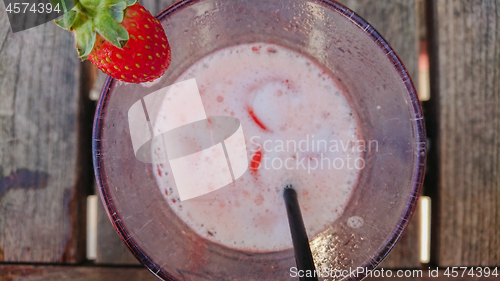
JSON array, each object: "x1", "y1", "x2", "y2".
[{"x1": 93, "y1": 0, "x2": 426, "y2": 280}]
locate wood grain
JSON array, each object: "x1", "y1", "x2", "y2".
[
  {"x1": 93, "y1": 0, "x2": 178, "y2": 265},
  {"x1": 2, "y1": 265, "x2": 499, "y2": 281},
  {"x1": 336, "y1": 0, "x2": 421, "y2": 269},
  {"x1": 336, "y1": 0, "x2": 419, "y2": 83},
  {"x1": 0, "y1": 265, "x2": 158, "y2": 281},
  {"x1": 0, "y1": 5, "x2": 91, "y2": 262},
  {"x1": 364, "y1": 268, "x2": 500, "y2": 281},
  {"x1": 428, "y1": 0, "x2": 500, "y2": 267}
]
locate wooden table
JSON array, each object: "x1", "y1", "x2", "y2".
[{"x1": 0, "y1": 0, "x2": 498, "y2": 280}]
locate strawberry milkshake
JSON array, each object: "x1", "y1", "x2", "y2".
[{"x1": 152, "y1": 43, "x2": 362, "y2": 252}]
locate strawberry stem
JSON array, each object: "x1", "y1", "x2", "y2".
[{"x1": 54, "y1": 0, "x2": 137, "y2": 59}]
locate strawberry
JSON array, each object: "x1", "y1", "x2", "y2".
[{"x1": 55, "y1": 0, "x2": 171, "y2": 83}]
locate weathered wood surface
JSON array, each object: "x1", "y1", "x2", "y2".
[
  {"x1": 0, "y1": 265, "x2": 158, "y2": 281},
  {"x1": 428, "y1": 0, "x2": 500, "y2": 267},
  {"x1": 337, "y1": 0, "x2": 418, "y2": 82},
  {"x1": 93, "y1": 0, "x2": 177, "y2": 265},
  {"x1": 2, "y1": 265, "x2": 499, "y2": 281},
  {"x1": 0, "y1": 5, "x2": 93, "y2": 263},
  {"x1": 336, "y1": 0, "x2": 421, "y2": 269},
  {"x1": 365, "y1": 269, "x2": 500, "y2": 281}
]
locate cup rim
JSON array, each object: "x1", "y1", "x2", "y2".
[{"x1": 93, "y1": 0, "x2": 426, "y2": 280}]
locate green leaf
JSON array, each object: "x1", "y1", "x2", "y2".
[
  {"x1": 108, "y1": 2, "x2": 127, "y2": 22},
  {"x1": 123, "y1": 0, "x2": 136, "y2": 6},
  {"x1": 79, "y1": 0, "x2": 100, "y2": 9},
  {"x1": 74, "y1": 20, "x2": 96, "y2": 59},
  {"x1": 101, "y1": 0, "x2": 135, "y2": 8},
  {"x1": 94, "y1": 13, "x2": 129, "y2": 48},
  {"x1": 54, "y1": 10, "x2": 77, "y2": 30}
]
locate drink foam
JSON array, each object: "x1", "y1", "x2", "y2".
[{"x1": 152, "y1": 43, "x2": 361, "y2": 252}]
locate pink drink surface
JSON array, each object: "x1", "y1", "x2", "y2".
[{"x1": 153, "y1": 43, "x2": 361, "y2": 252}]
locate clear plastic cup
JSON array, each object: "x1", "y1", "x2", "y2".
[{"x1": 93, "y1": 0, "x2": 426, "y2": 280}]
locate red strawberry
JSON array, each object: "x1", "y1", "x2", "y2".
[{"x1": 55, "y1": 0, "x2": 171, "y2": 83}]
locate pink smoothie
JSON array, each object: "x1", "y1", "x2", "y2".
[{"x1": 152, "y1": 43, "x2": 361, "y2": 252}]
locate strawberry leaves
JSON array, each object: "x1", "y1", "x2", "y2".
[
  {"x1": 73, "y1": 17, "x2": 96, "y2": 59},
  {"x1": 54, "y1": 0, "x2": 138, "y2": 59},
  {"x1": 54, "y1": 10, "x2": 77, "y2": 29},
  {"x1": 54, "y1": 0, "x2": 171, "y2": 83},
  {"x1": 62, "y1": 10, "x2": 97, "y2": 59},
  {"x1": 122, "y1": 0, "x2": 136, "y2": 6},
  {"x1": 94, "y1": 13, "x2": 129, "y2": 48},
  {"x1": 109, "y1": 1, "x2": 127, "y2": 22}
]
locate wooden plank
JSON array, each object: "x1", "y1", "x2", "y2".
[
  {"x1": 93, "y1": 0, "x2": 177, "y2": 265},
  {"x1": 364, "y1": 268, "x2": 500, "y2": 281},
  {"x1": 0, "y1": 265, "x2": 158, "y2": 281},
  {"x1": 336, "y1": 0, "x2": 419, "y2": 83},
  {"x1": 336, "y1": 0, "x2": 421, "y2": 269},
  {"x1": 0, "y1": 6, "x2": 92, "y2": 262},
  {"x1": 1, "y1": 265, "x2": 499, "y2": 281},
  {"x1": 428, "y1": 0, "x2": 500, "y2": 267}
]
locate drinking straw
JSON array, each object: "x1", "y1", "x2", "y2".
[{"x1": 283, "y1": 185, "x2": 319, "y2": 281}]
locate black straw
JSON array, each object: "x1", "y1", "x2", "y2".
[{"x1": 283, "y1": 185, "x2": 318, "y2": 281}]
